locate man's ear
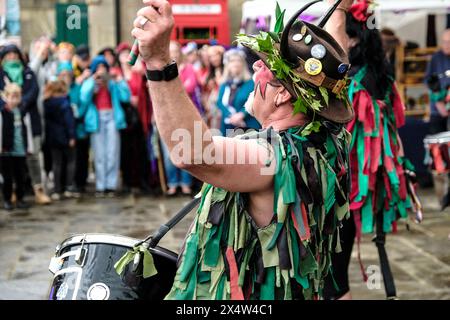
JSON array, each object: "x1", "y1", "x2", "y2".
[{"x1": 274, "y1": 86, "x2": 292, "y2": 108}]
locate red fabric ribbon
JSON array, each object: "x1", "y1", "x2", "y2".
[
  {"x1": 225, "y1": 247, "x2": 244, "y2": 300},
  {"x1": 349, "y1": 0, "x2": 372, "y2": 23}
]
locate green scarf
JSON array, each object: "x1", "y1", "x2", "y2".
[{"x1": 2, "y1": 60, "x2": 24, "y2": 86}]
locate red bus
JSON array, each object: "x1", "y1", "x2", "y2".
[{"x1": 170, "y1": 0, "x2": 230, "y2": 46}]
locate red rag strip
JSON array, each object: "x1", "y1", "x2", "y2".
[
  {"x1": 225, "y1": 247, "x2": 245, "y2": 300},
  {"x1": 371, "y1": 137, "x2": 381, "y2": 174},
  {"x1": 392, "y1": 84, "x2": 406, "y2": 128},
  {"x1": 392, "y1": 221, "x2": 398, "y2": 234},
  {"x1": 300, "y1": 203, "x2": 311, "y2": 241},
  {"x1": 350, "y1": 149, "x2": 360, "y2": 204},
  {"x1": 291, "y1": 210, "x2": 302, "y2": 239},
  {"x1": 431, "y1": 144, "x2": 446, "y2": 174}
]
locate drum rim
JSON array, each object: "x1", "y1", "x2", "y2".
[{"x1": 57, "y1": 233, "x2": 178, "y2": 260}]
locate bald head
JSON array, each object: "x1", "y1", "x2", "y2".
[{"x1": 442, "y1": 29, "x2": 450, "y2": 56}]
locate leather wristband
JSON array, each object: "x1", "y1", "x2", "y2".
[{"x1": 146, "y1": 61, "x2": 179, "y2": 82}]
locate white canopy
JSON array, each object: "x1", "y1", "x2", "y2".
[{"x1": 241, "y1": 0, "x2": 450, "y2": 47}]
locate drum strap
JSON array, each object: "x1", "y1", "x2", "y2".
[
  {"x1": 373, "y1": 211, "x2": 397, "y2": 300},
  {"x1": 147, "y1": 197, "x2": 202, "y2": 248}
]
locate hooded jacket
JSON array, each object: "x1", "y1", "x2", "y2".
[{"x1": 44, "y1": 96, "x2": 76, "y2": 148}]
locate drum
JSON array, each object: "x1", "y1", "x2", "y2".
[
  {"x1": 48, "y1": 234, "x2": 177, "y2": 300},
  {"x1": 424, "y1": 131, "x2": 450, "y2": 174}
]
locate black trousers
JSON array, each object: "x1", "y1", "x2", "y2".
[
  {"x1": 1, "y1": 156, "x2": 27, "y2": 202},
  {"x1": 74, "y1": 137, "x2": 90, "y2": 191},
  {"x1": 121, "y1": 127, "x2": 148, "y2": 189},
  {"x1": 429, "y1": 115, "x2": 448, "y2": 135},
  {"x1": 323, "y1": 212, "x2": 356, "y2": 300},
  {"x1": 51, "y1": 147, "x2": 75, "y2": 194}
]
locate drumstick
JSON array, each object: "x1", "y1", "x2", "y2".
[
  {"x1": 129, "y1": 11, "x2": 155, "y2": 66},
  {"x1": 128, "y1": 39, "x2": 140, "y2": 66}
]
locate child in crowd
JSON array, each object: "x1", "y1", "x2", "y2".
[
  {"x1": 43, "y1": 79, "x2": 76, "y2": 201},
  {"x1": 0, "y1": 83, "x2": 32, "y2": 211}
]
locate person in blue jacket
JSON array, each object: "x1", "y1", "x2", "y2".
[
  {"x1": 80, "y1": 55, "x2": 130, "y2": 197},
  {"x1": 216, "y1": 49, "x2": 260, "y2": 136}
]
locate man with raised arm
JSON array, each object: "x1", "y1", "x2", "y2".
[{"x1": 132, "y1": 0, "x2": 354, "y2": 300}]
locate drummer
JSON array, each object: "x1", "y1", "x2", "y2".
[
  {"x1": 131, "y1": 0, "x2": 353, "y2": 300},
  {"x1": 425, "y1": 29, "x2": 450, "y2": 208}
]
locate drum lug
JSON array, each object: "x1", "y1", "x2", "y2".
[
  {"x1": 75, "y1": 235, "x2": 88, "y2": 266},
  {"x1": 75, "y1": 248, "x2": 87, "y2": 266}
]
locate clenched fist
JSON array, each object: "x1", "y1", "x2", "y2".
[{"x1": 131, "y1": 0, "x2": 175, "y2": 69}]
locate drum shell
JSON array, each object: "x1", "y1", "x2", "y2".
[{"x1": 48, "y1": 235, "x2": 177, "y2": 300}]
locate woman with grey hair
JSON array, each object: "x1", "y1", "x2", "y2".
[{"x1": 216, "y1": 48, "x2": 259, "y2": 136}]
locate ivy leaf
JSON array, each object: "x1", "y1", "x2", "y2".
[
  {"x1": 256, "y1": 32, "x2": 273, "y2": 53},
  {"x1": 293, "y1": 98, "x2": 308, "y2": 115},
  {"x1": 310, "y1": 100, "x2": 322, "y2": 112},
  {"x1": 268, "y1": 31, "x2": 280, "y2": 43},
  {"x1": 274, "y1": 2, "x2": 286, "y2": 33},
  {"x1": 236, "y1": 34, "x2": 259, "y2": 51},
  {"x1": 276, "y1": 2, "x2": 282, "y2": 19},
  {"x1": 270, "y1": 57, "x2": 290, "y2": 80},
  {"x1": 274, "y1": 2, "x2": 285, "y2": 33},
  {"x1": 319, "y1": 87, "x2": 329, "y2": 106},
  {"x1": 302, "y1": 121, "x2": 322, "y2": 137}
]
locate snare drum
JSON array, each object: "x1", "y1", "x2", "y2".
[
  {"x1": 48, "y1": 234, "x2": 177, "y2": 300},
  {"x1": 424, "y1": 131, "x2": 450, "y2": 174}
]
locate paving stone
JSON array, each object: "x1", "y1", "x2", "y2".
[{"x1": 0, "y1": 189, "x2": 448, "y2": 300}]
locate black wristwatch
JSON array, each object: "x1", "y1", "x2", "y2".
[{"x1": 146, "y1": 61, "x2": 179, "y2": 82}]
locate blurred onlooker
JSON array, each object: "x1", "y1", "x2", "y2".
[
  {"x1": 424, "y1": 29, "x2": 450, "y2": 208},
  {"x1": 57, "y1": 61, "x2": 86, "y2": 197},
  {"x1": 380, "y1": 28, "x2": 400, "y2": 79},
  {"x1": 204, "y1": 45, "x2": 225, "y2": 129},
  {"x1": 29, "y1": 37, "x2": 58, "y2": 99},
  {"x1": 43, "y1": 79, "x2": 76, "y2": 201},
  {"x1": 0, "y1": 44, "x2": 51, "y2": 205},
  {"x1": 196, "y1": 44, "x2": 211, "y2": 90},
  {"x1": 73, "y1": 44, "x2": 91, "y2": 80},
  {"x1": 216, "y1": 49, "x2": 259, "y2": 135},
  {"x1": 170, "y1": 41, "x2": 203, "y2": 113},
  {"x1": 99, "y1": 47, "x2": 122, "y2": 78},
  {"x1": 57, "y1": 42, "x2": 75, "y2": 63},
  {"x1": 183, "y1": 42, "x2": 201, "y2": 70},
  {"x1": 80, "y1": 55, "x2": 130, "y2": 197},
  {"x1": 116, "y1": 42, "x2": 151, "y2": 193},
  {"x1": 0, "y1": 83, "x2": 31, "y2": 211},
  {"x1": 425, "y1": 29, "x2": 450, "y2": 134},
  {"x1": 72, "y1": 45, "x2": 92, "y2": 193}
]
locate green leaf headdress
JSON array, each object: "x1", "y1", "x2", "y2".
[{"x1": 237, "y1": 0, "x2": 354, "y2": 124}]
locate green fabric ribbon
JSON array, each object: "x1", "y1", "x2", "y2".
[
  {"x1": 2, "y1": 60, "x2": 24, "y2": 86},
  {"x1": 114, "y1": 244, "x2": 158, "y2": 279}
]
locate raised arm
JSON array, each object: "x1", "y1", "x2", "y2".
[
  {"x1": 325, "y1": 0, "x2": 353, "y2": 52},
  {"x1": 131, "y1": 0, "x2": 274, "y2": 193}
]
